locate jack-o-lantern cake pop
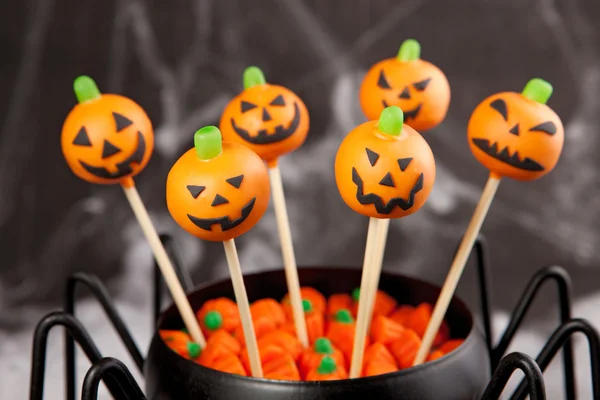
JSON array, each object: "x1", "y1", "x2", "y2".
[
  {"x1": 61, "y1": 76, "x2": 154, "y2": 187},
  {"x1": 413, "y1": 78, "x2": 565, "y2": 366},
  {"x1": 359, "y1": 39, "x2": 450, "y2": 132},
  {"x1": 61, "y1": 75, "x2": 205, "y2": 347},
  {"x1": 335, "y1": 106, "x2": 436, "y2": 377},
  {"x1": 219, "y1": 66, "x2": 309, "y2": 167},
  {"x1": 166, "y1": 126, "x2": 270, "y2": 377}
]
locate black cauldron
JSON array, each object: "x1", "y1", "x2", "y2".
[{"x1": 145, "y1": 267, "x2": 490, "y2": 400}]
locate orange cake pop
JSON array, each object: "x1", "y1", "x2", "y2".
[
  {"x1": 166, "y1": 126, "x2": 270, "y2": 377},
  {"x1": 413, "y1": 78, "x2": 564, "y2": 366},
  {"x1": 219, "y1": 66, "x2": 309, "y2": 167},
  {"x1": 359, "y1": 39, "x2": 450, "y2": 132},
  {"x1": 166, "y1": 127, "x2": 270, "y2": 242}
]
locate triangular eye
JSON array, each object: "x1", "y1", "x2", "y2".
[
  {"x1": 413, "y1": 78, "x2": 431, "y2": 91},
  {"x1": 379, "y1": 172, "x2": 395, "y2": 187},
  {"x1": 226, "y1": 175, "x2": 244, "y2": 188},
  {"x1": 529, "y1": 121, "x2": 557, "y2": 135},
  {"x1": 241, "y1": 101, "x2": 257, "y2": 113},
  {"x1": 186, "y1": 185, "x2": 205, "y2": 199},
  {"x1": 112, "y1": 112, "x2": 133, "y2": 132},
  {"x1": 365, "y1": 148, "x2": 379, "y2": 166},
  {"x1": 377, "y1": 70, "x2": 391, "y2": 89},
  {"x1": 269, "y1": 95, "x2": 286, "y2": 106},
  {"x1": 490, "y1": 98, "x2": 508, "y2": 121},
  {"x1": 73, "y1": 126, "x2": 92, "y2": 146},
  {"x1": 397, "y1": 157, "x2": 412, "y2": 171},
  {"x1": 211, "y1": 194, "x2": 229, "y2": 206}
]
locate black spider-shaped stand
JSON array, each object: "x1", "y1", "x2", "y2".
[{"x1": 27, "y1": 235, "x2": 600, "y2": 399}]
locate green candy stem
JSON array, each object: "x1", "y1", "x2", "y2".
[
  {"x1": 397, "y1": 39, "x2": 421, "y2": 62},
  {"x1": 314, "y1": 337, "x2": 334, "y2": 355},
  {"x1": 243, "y1": 66, "x2": 267, "y2": 89},
  {"x1": 351, "y1": 288, "x2": 360, "y2": 302},
  {"x1": 204, "y1": 310, "x2": 223, "y2": 330},
  {"x1": 302, "y1": 299, "x2": 313, "y2": 313},
  {"x1": 378, "y1": 106, "x2": 404, "y2": 136},
  {"x1": 187, "y1": 342, "x2": 202, "y2": 359},
  {"x1": 194, "y1": 126, "x2": 223, "y2": 160},
  {"x1": 521, "y1": 78, "x2": 553, "y2": 104},
  {"x1": 317, "y1": 356, "x2": 337, "y2": 375},
  {"x1": 335, "y1": 309, "x2": 354, "y2": 324},
  {"x1": 73, "y1": 75, "x2": 101, "y2": 103}
]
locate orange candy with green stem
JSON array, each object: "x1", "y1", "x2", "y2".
[
  {"x1": 467, "y1": 78, "x2": 564, "y2": 181},
  {"x1": 166, "y1": 126, "x2": 270, "y2": 242},
  {"x1": 219, "y1": 66, "x2": 310, "y2": 168},
  {"x1": 61, "y1": 76, "x2": 154, "y2": 187},
  {"x1": 359, "y1": 39, "x2": 450, "y2": 132},
  {"x1": 305, "y1": 356, "x2": 348, "y2": 381},
  {"x1": 159, "y1": 330, "x2": 202, "y2": 360},
  {"x1": 196, "y1": 297, "x2": 241, "y2": 337},
  {"x1": 299, "y1": 337, "x2": 346, "y2": 378},
  {"x1": 335, "y1": 106, "x2": 436, "y2": 219}
]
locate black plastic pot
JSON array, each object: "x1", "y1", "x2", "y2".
[{"x1": 146, "y1": 266, "x2": 490, "y2": 400}]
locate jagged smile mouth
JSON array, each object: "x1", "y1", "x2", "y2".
[
  {"x1": 79, "y1": 131, "x2": 146, "y2": 179},
  {"x1": 352, "y1": 168, "x2": 424, "y2": 214},
  {"x1": 382, "y1": 100, "x2": 422, "y2": 121},
  {"x1": 471, "y1": 138, "x2": 544, "y2": 171},
  {"x1": 230, "y1": 103, "x2": 301, "y2": 145},
  {"x1": 187, "y1": 198, "x2": 256, "y2": 232}
]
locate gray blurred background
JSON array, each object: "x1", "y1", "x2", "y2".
[{"x1": 1, "y1": 0, "x2": 599, "y2": 398}]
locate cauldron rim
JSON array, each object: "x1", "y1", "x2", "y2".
[{"x1": 150, "y1": 265, "x2": 482, "y2": 386}]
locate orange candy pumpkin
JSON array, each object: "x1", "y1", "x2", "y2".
[
  {"x1": 335, "y1": 106, "x2": 435, "y2": 219},
  {"x1": 467, "y1": 78, "x2": 564, "y2": 181},
  {"x1": 351, "y1": 288, "x2": 397, "y2": 319},
  {"x1": 61, "y1": 76, "x2": 154, "y2": 187},
  {"x1": 282, "y1": 287, "x2": 327, "y2": 317},
  {"x1": 327, "y1": 293, "x2": 352, "y2": 318},
  {"x1": 159, "y1": 330, "x2": 201, "y2": 360},
  {"x1": 299, "y1": 337, "x2": 346, "y2": 378},
  {"x1": 305, "y1": 356, "x2": 348, "y2": 381},
  {"x1": 389, "y1": 328, "x2": 422, "y2": 369},
  {"x1": 196, "y1": 297, "x2": 241, "y2": 337},
  {"x1": 250, "y1": 298, "x2": 287, "y2": 327},
  {"x1": 359, "y1": 39, "x2": 450, "y2": 132},
  {"x1": 219, "y1": 66, "x2": 310, "y2": 167},
  {"x1": 166, "y1": 126, "x2": 270, "y2": 242}
]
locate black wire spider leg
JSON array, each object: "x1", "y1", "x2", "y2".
[
  {"x1": 29, "y1": 312, "x2": 127, "y2": 400},
  {"x1": 82, "y1": 358, "x2": 146, "y2": 400},
  {"x1": 480, "y1": 352, "x2": 546, "y2": 400},
  {"x1": 64, "y1": 273, "x2": 144, "y2": 400},
  {"x1": 153, "y1": 233, "x2": 193, "y2": 328},
  {"x1": 491, "y1": 265, "x2": 575, "y2": 399},
  {"x1": 511, "y1": 319, "x2": 600, "y2": 400}
]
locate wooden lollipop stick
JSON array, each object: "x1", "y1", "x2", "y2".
[
  {"x1": 413, "y1": 174, "x2": 501, "y2": 365},
  {"x1": 349, "y1": 217, "x2": 386, "y2": 378},
  {"x1": 222, "y1": 239, "x2": 263, "y2": 378},
  {"x1": 365, "y1": 218, "x2": 391, "y2": 320},
  {"x1": 268, "y1": 165, "x2": 309, "y2": 348},
  {"x1": 121, "y1": 183, "x2": 206, "y2": 347}
]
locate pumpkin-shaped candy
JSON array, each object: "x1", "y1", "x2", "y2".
[
  {"x1": 305, "y1": 356, "x2": 348, "y2": 381},
  {"x1": 359, "y1": 39, "x2": 450, "y2": 132},
  {"x1": 219, "y1": 66, "x2": 310, "y2": 167},
  {"x1": 299, "y1": 337, "x2": 346, "y2": 378},
  {"x1": 335, "y1": 106, "x2": 435, "y2": 219},
  {"x1": 166, "y1": 126, "x2": 270, "y2": 242},
  {"x1": 196, "y1": 297, "x2": 241, "y2": 337},
  {"x1": 159, "y1": 330, "x2": 201, "y2": 360},
  {"x1": 61, "y1": 76, "x2": 154, "y2": 186},
  {"x1": 467, "y1": 78, "x2": 564, "y2": 181}
]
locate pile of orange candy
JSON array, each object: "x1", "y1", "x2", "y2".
[{"x1": 160, "y1": 287, "x2": 464, "y2": 381}]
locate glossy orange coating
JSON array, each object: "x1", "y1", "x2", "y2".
[
  {"x1": 388, "y1": 328, "x2": 421, "y2": 369},
  {"x1": 467, "y1": 80, "x2": 564, "y2": 181},
  {"x1": 359, "y1": 40, "x2": 450, "y2": 132},
  {"x1": 334, "y1": 109, "x2": 436, "y2": 219},
  {"x1": 219, "y1": 67, "x2": 309, "y2": 167},
  {"x1": 327, "y1": 294, "x2": 353, "y2": 318},
  {"x1": 208, "y1": 352, "x2": 247, "y2": 376},
  {"x1": 61, "y1": 81, "x2": 154, "y2": 186},
  {"x1": 407, "y1": 302, "x2": 450, "y2": 347},
  {"x1": 250, "y1": 298, "x2": 287, "y2": 327},
  {"x1": 166, "y1": 127, "x2": 270, "y2": 242},
  {"x1": 299, "y1": 338, "x2": 346, "y2": 378},
  {"x1": 370, "y1": 315, "x2": 406, "y2": 346},
  {"x1": 196, "y1": 297, "x2": 240, "y2": 337}
]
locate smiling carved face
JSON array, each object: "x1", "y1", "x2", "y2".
[
  {"x1": 61, "y1": 93, "x2": 154, "y2": 185},
  {"x1": 335, "y1": 107, "x2": 436, "y2": 219},
  {"x1": 467, "y1": 89, "x2": 564, "y2": 181},
  {"x1": 219, "y1": 67, "x2": 309, "y2": 166},
  {"x1": 166, "y1": 131, "x2": 270, "y2": 242},
  {"x1": 359, "y1": 40, "x2": 450, "y2": 132}
]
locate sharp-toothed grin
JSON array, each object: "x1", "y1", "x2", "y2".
[
  {"x1": 471, "y1": 138, "x2": 544, "y2": 171},
  {"x1": 230, "y1": 103, "x2": 301, "y2": 145},
  {"x1": 352, "y1": 168, "x2": 424, "y2": 214},
  {"x1": 79, "y1": 131, "x2": 146, "y2": 179},
  {"x1": 187, "y1": 198, "x2": 256, "y2": 232}
]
